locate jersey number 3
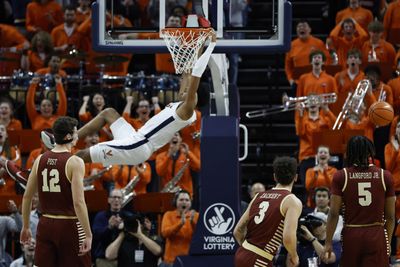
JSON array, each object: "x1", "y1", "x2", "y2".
[
  {"x1": 42, "y1": 168, "x2": 61, "y2": 192},
  {"x1": 358, "y1": 182, "x2": 372, "y2": 206},
  {"x1": 254, "y1": 201, "x2": 269, "y2": 224}
]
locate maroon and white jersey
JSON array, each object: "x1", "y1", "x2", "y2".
[
  {"x1": 37, "y1": 151, "x2": 76, "y2": 217},
  {"x1": 245, "y1": 188, "x2": 292, "y2": 256},
  {"x1": 331, "y1": 165, "x2": 395, "y2": 225}
]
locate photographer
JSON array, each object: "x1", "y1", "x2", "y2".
[
  {"x1": 105, "y1": 215, "x2": 162, "y2": 267},
  {"x1": 309, "y1": 187, "x2": 343, "y2": 241},
  {"x1": 295, "y1": 212, "x2": 341, "y2": 267}
]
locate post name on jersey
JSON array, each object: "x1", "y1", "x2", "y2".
[
  {"x1": 259, "y1": 192, "x2": 281, "y2": 199},
  {"x1": 47, "y1": 158, "x2": 58, "y2": 166},
  {"x1": 349, "y1": 172, "x2": 379, "y2": 179}
]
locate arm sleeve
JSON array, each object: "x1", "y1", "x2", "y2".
[
  {"x1": 79, "y1": 112, "x2": 92, "y2": 123},
  {"x1": 25, "y1": 4, "x2": 36, "y2": 33},
  {"x1": 161, "y1": 212, "x2": 182, "y2": 238},
  {"x1": 188, "y1": 151, "x2": 200, "y2": 172},
  {"x1": 384, "y1": 170, "x2": 395, "y2": 197},
  {"x1": 26, "y1": 82, "x2": 38, "y2": 124},
  {"x1": 156, "y1": 153, "x2": 170, "y2": 177},
  {"x1": 284, "y1": 51, "x2": 294, "y2": 82},
  {"x1": 331, "y1": 170, "x2": 344, "y2": 196},
  {"x1": 55, "y1": 82, "x2": 67, "y2": 116},
  {"x1": 92, "y1": 212, "x2": 114, "y2": 240},
  {"x1": 385, "y1": 144, "x2": 398, "y2": 173}
]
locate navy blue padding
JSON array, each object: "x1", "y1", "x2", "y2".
[
  {"x1": 106, "y1": 116, "x2": 175, "y2": 150},
  {"x1": 144, "y1": 116, "x2": 175, "y2": 139}
]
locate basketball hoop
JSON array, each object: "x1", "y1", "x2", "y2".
[{"x1": 161, "y1": 27, "x2": 213, "y2": 74}]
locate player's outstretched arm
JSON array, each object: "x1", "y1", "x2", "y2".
[
  {"x1": 70, "y1": 156, "x2": 92, "y2": 254},
  {"x1": 20, "y1": 155, "x2": 41, "y2": 244},
  {"x1": 176, "y1": 32, "x2": 216, "y2": 121},
  {"x1": 385, "y1": 196, "x2": 396, "y2": 244},
  {"x1": 282, "y1": 195, "x2": 302, "y2": 266}
]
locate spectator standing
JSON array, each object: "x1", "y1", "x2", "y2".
[
  {"x1": 0, "y1": 24, "x2": 29, "y2": 76},
  {"x1": 383, "y1": 0, "x2": 400, "y2": 49},
  {"x1": 21, "y1": 31, "x2": 54, "y2": 72},
  {"x1": 335, "y1": 0, "x2": 373, "y2": 31},
  {"x1": 361, "y1": 21, "x2": 397, "y2": 70},
  {"x1": 285, "y1": 20, "x2": 329, "y2": 87},
  {"x1": 26, "y1": 76, "x2": 67, "y2": 131},
  {"x1": 156, "y1": 133, "x2": 200, "y2": 196},
  {"x1": 0, "y1": 200, "x2": 23, "y2": 267},
  {"x1": 26, "y1": 0, "x2": 64, "y2": 35},
  {"x1": 160, "y1": 190, "x2": 198, "y2": 267},
  {"x1": 305, "y1": 146, "x2": 337, "y2": 207},
  {"x1": 92, "y1": 189, "x2": 133, "y2": 267}
]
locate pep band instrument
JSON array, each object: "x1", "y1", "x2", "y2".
[
  {"x1": 121, "y1": 163, "x2": 146, "y2": 208},
  {"x1": 161, "y1": 158, "x2": 190, "y2": 193},
  {"x1": 332, "y1": 79, "x2": 371, "y2": 130},
  {"x1": 245, "y1": 92, "x2": 337, "y2": 118},
  {"x1": 83, "y1": 165, "x2": 112, "y2": 191}
]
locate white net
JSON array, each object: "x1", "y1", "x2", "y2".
[{"x1": 161, "y1": 28, "x2": 213, "y2": 74}]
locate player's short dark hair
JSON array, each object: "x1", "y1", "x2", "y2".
[
  {"x1": 272, "y1": 156, "x2": 298, "y2": 185},
  {"x1": 52, "y1": 116, "x2": 78, "y2": 144},
  {"x1": 367, "y1": 21, "x2": 384, "y2": 33},
  {"x1": 309, "y1": 49, "x2": 326, "y2": 63},
  {"x1": 347, "y1": 48, "x2": 362, "y2": 59},
  {"x1": 345, "y1": 135, "x2": 375, "y2": 168}
]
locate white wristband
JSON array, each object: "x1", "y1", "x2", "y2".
[{"x1": 191, "y1": 42, "x2": 216, "y2": 77}]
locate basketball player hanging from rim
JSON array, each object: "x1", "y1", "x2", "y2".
[
  {"x1": 324, "y1": 135, "x2": 396, "y2": 267},
  {"x1": 41, "y1": 28, "x2": 217, "y2": 167}
]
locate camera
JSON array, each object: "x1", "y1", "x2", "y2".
[
  {"x1": 124, "y1": 215, "x2": 142, "y2": 233},
  {"x1": 297, "y1": 214, "x2": 325, "y2": 242}
]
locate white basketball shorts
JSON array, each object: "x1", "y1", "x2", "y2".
[{"x1": 89, "y1": 101, "x2": 196, "y2": 166}]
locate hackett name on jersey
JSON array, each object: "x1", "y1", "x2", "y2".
[{"x1": 349, "y1": 172, "x2": 379, "y2": 179}]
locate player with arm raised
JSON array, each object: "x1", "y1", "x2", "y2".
[
  {"x1": 324, "y1": 135, "x2": 395, "y2": 267},
  {"x1": 41, "y1": 31, "x2": 216, "y2": 167},
  {"x1": 234, "y1": 156, "x2": 302, "y2": 267},
  {"x1": 20, "y1": 116, "x2": 92, "y2": 267}
]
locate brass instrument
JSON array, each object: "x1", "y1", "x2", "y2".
[
  {"x1": 83, "y1": 165, "x2": 112, "y2": 191},
  {"x1": 121, "y1": 164, "x2": 146, "y2": 207},
  {"x1": 333, "y1": 79, "x2": 371, "y2": 130},
  {"x1": 245, "y1": 92, "x2": 337, "y2": 118},
  {"x1": 161, "y1": 158, "x2": 190, "y2": 193},
  {"x1": 378, "y1": 85, "x2": 386, "y2": 102}
]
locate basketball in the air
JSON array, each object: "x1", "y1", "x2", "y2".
[{"x1": 368, "y1": 101, "x2": 394, "y2": 126}]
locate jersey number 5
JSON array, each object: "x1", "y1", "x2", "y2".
[
  {"x1": 42, "y1": 168, "x2": 61, "y2": 192},
  {"x1": 254, "y1": 201, "x2": 269, "y2": 224},
  {"x1": 358, "y1": 182, "x2": 372, "y2": 206}
]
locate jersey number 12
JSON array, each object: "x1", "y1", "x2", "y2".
[{"x1": 42, "y1": 168, "x2": 61, "y2": 192}]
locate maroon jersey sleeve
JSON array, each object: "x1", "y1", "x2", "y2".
[
  {"x1": 384, "y1": 170, "x2": 395, "y2": 198},
  {"x1": 331, "y1": 169, "x2": 345, "y2": 196}
]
